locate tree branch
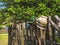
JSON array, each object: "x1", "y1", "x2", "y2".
[{"x1": 48, "y1": 16, "x2": 59, "y2": 31}]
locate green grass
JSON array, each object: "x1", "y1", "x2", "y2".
[
  {"x1": 0, "y1": 34, "x2": 8, "y2": 45},
  {"x1": 0, "y1": 34, "x2": 8, "y2": 40}
]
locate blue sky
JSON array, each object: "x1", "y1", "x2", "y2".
[{"x1": 0, "y1": 2, "x2": 6, "y2": 9}]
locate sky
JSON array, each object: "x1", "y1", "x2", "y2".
[{"x1": 0, "y1": 2, "x2": 6, "y2": 9}]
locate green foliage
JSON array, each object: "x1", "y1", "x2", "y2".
[
  {"x1": 0, "y1": 0, "x2": 59, "y2": 24},
  {"x1": 55, "y1": 36, "x2": 60, "y2": 43}
]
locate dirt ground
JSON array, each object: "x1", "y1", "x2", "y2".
[{"x1": 0, "y1": 29, "x2": 8, "y2": 34}]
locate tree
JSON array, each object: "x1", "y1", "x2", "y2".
[{"x1": 0, "y1": 0, "x2": 60, "y2": 45}]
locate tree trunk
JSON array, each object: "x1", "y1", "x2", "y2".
[
  {"x1": 20, "y1": 22, "x2": 25, "y2": 45},
  {"x1": 48, "y1": 16, "x2": 53, "y2": 45},
  {"x1": 8, "y1": 23, "x2": 21, "y2": 45},
  {"x1": 8, "y1": 25, "x2": 12, "y2": 45}
]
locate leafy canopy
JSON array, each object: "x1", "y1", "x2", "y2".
[{"x1": 0, "y1": 0, "x2": 60, "y2": 25}]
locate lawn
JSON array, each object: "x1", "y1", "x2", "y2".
[{"x1": 0, "y1": 34, "x2": 8, "y2": 45}]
